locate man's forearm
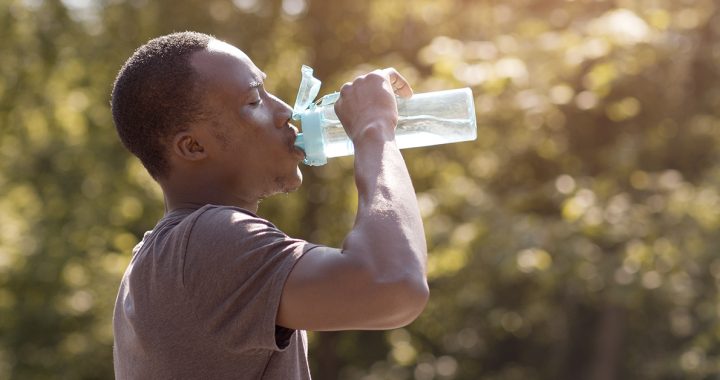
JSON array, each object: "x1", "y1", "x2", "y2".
[{"x1": 344, "y1": 128, "x2": 427, "y2": 286}]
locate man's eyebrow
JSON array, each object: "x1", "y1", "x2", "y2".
[{"x1": 248, "y1": 72, "x2": 268, "y2": 90}]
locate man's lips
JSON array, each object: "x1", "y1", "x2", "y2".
[
  {"x1": 288, "y1": 125, "x2": 306, "y2": 159},
  {"x1": 291, "y1": 140, "x2": 306, "y2": 158}
]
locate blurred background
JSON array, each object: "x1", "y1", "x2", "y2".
[{"x1": 2, "y1": 0, "x2": 720, "y2": 379}]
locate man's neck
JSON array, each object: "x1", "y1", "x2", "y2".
[{"x1": 159, "y1": 175, "x2": 260, "y2": 214}]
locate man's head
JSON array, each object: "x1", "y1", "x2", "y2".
[
  {"x1": 111, "y1": 31, "x2": 212, "y2": 179},
  {"x1": 111, "y1": 32, "x2": 305, "y2": 206}
]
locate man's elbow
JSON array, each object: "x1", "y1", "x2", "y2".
[
  {"x1": 382, "y1": 277, "x2": 430, "y2": 328},
  {"x1": 400, "y1": 279, "x2": 430, "y2": 325}
]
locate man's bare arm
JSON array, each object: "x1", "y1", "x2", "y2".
[{"x1": 277, "y1": 69, "x2": 428, "y2": 331}]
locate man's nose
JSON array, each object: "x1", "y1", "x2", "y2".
[{"x1": 270, "y1": 94, "x2": 293, "y2": 127}]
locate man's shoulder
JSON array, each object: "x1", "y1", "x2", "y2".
[
  {"x1": 182, "y1": 205, "x2": 281, "y2": 241},
  {"x1": 139, "y1": 205, "x2": 267, "y2": 250},
  {"x1": 192, "y1": 204, "x2": 272, "y2": 227}
]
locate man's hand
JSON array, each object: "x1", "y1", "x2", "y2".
[{"x1": 333, "y1": 68, "x2": 414, "y2": 143}]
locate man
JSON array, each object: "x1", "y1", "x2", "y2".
[{"x1": 111, "y1": 31, "x2": 428, "y2": 379}]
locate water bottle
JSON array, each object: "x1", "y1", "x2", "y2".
[{"x1": 292, "y1": 66, "x2": 477, "y2": 166}]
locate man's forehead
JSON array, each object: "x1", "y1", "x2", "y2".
[
  {"x1": 193, "y1": 39, "x2": 266, "y2": 88},
  {"x1": 205, "y1": 39, "x2": 266, "y2": 84}
]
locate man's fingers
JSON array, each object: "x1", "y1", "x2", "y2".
[
  {"x1": 383, "y1": 68, "x2": 413, "y2": 99},
  {"x1": 337, "y1": 69, "x2": 413, "y2": 101}
]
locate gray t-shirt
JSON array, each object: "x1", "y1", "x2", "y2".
[{"x1": 113, "y1": 205, "x2": 316, "y2": 379}]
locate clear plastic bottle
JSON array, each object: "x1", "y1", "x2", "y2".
[{"x1": 292, "y1": 66, "x2": 477, "y2": 166}]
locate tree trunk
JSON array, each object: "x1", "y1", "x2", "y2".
[{"x1": 588, "y1": 304, "x2": 626, "y2": 380}]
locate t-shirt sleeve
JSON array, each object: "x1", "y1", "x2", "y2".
[{"x1": 182, "y1": 206, "x2": 316, "y2": 352}]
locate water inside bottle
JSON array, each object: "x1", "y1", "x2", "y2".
[{"x1": 321, "y1": 115, "x2": 475, "y2": 158}]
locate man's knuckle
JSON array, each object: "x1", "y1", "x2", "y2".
[
  {"x1": 366, "y1": 71, "x2": 385, "y2": 81},
  {"x1": 339, "y1": 83, "x2": 351, "y2": 94}
]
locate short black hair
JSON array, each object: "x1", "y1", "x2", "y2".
[{"x1": 111, "y1": 31, "x2": 213, "y2": 179}]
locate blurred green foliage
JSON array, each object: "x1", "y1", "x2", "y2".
[{"x1": 1, "y1": 0, "x2": 720, "y2": 379}]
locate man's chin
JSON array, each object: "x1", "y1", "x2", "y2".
[
  {"x1": 291, "y1": 172, "x2": 303, "y2": 192},
  {"x1": 281, "y1": 170, "x2": 303, "y2": 194}
]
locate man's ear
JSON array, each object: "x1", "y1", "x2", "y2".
[{"x1": 172, "y1": 131, "x2": 207, "y2": 161}]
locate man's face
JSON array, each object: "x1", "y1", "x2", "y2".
[{"x1": 189, "y1": 40, "x2": 305, "y2": 199}]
